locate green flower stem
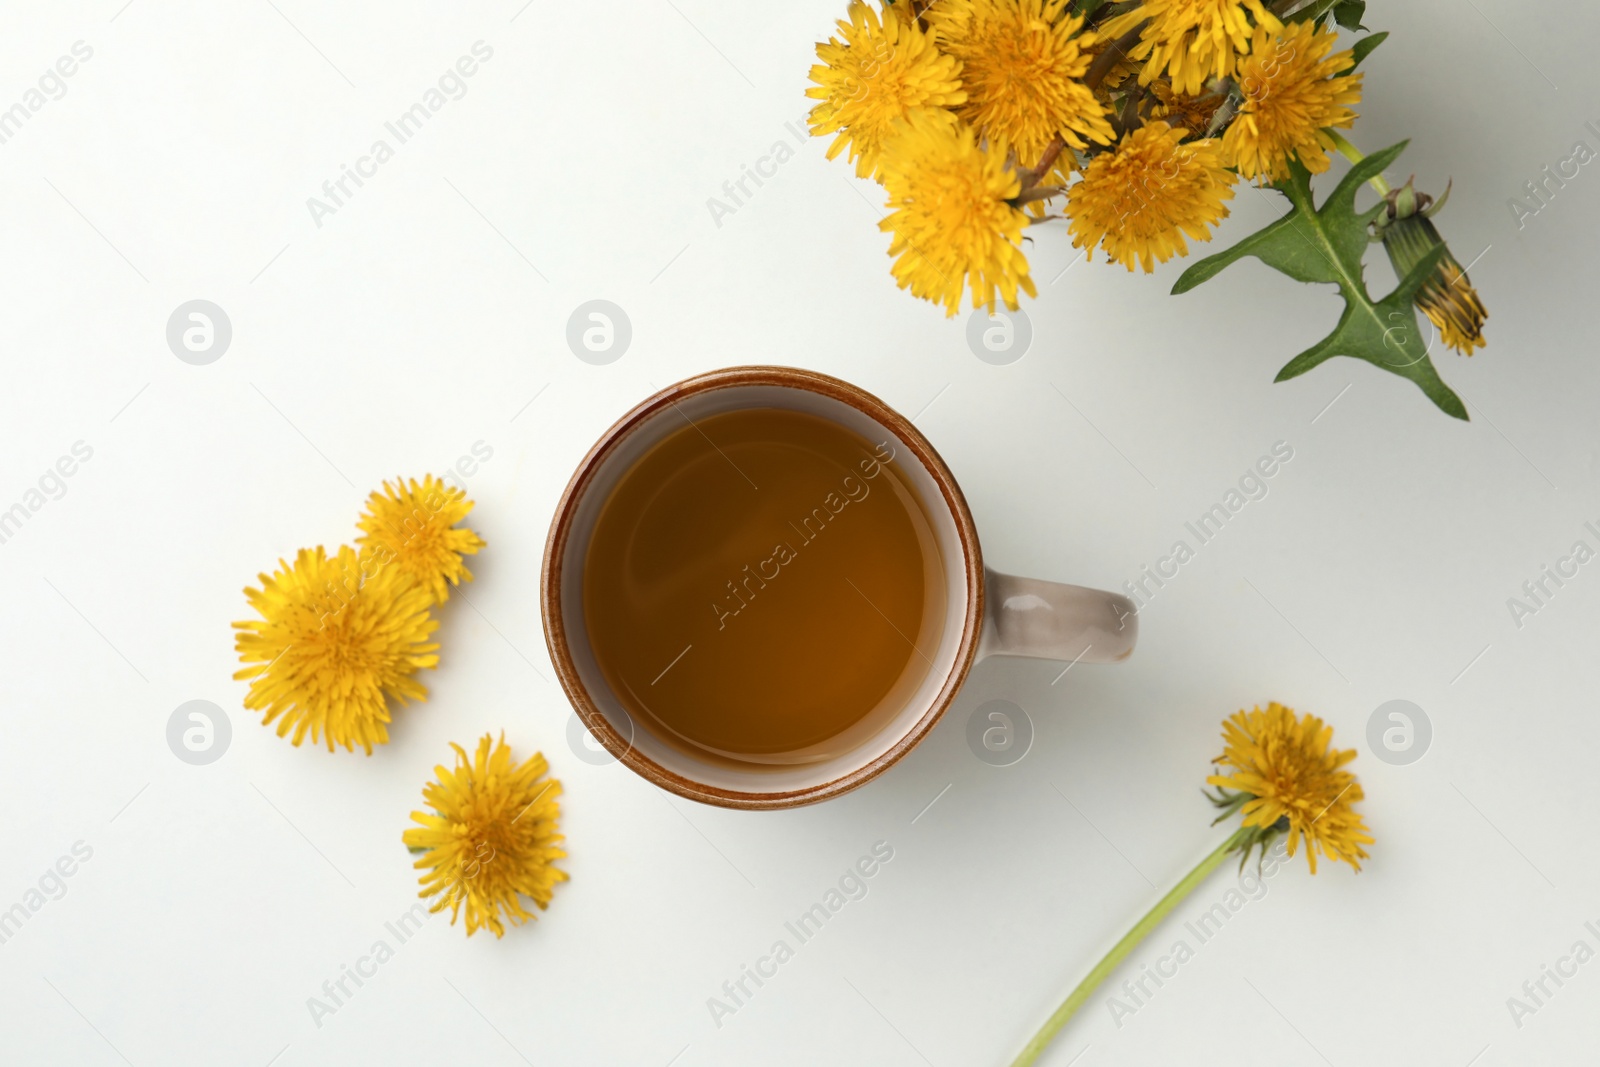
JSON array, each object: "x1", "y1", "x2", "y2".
[
  {"x1": 1008, "y1": 826, "x2": 1252, "y2": 1067},
  {"x1": 1327, "y1": 130, "x2": 1391, "y2": 196}
]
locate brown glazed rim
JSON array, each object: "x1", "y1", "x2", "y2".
[{"x1": 540, "y1": 365, "x2": 985, "y2": 810}]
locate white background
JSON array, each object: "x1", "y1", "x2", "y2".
[{"x1": 1, "y1": 1, "x2": 1596, "y2": 1064}]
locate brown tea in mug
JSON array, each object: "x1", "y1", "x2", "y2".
[{"x1": 583, "y1": 407, "x2": 945, "y2": 762}]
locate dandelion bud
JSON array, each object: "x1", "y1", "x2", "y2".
[{"x1": 1378, "y1": 180, "x2": 1488, "y2": 355}]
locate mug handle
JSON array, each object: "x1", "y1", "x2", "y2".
[{"x1": 977, "y1": 568, "x2": 1138, "y2": 665}]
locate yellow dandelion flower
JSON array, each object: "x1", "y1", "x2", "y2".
[
  {"x1": 877, "y1": 112, "x2": 1036, "y2": 316},
  {"x1": 930, "y1": 0, "x2": 1113, "y2": 165},
  {"x1": 807, "y1": 0, "x2": 966, "y2": 179},
  {"x1": 1011, "y1": 700, "x2": 1374, "y2": 1063},
  {"x1": 1066, "y1": 121, "x2": 1236, "y2": 272},
  {"x1": 233, "y1": 546, "x2": 438, "y2": 753},
  {"x1": 404, "y1": 733, "x2": 568, "y2": 938},
  {"x1": 356, "y1": 475, "x2": 485, "y2": 605},
  {"x1": 1105, "y1": 0, "x2": 1281, "y2": 96},
  {"x1": 1222, "y1": 20, "x2": 1362, "y2": 183},
  {"x1": 1208, "y1": 702, "x2": 1373, "y2": 873}
]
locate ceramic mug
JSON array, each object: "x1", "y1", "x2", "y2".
[{"x1": 542, "y1": 366, "x2": 1137, "y2": 808}]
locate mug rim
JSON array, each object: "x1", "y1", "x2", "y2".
[{"x1": 540, "y1": 365, "x2": 986, "y2": 809}]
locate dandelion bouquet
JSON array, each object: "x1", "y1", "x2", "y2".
[{"x1": 807, "y1": 0, "x2": 1488, "y2": 418}]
